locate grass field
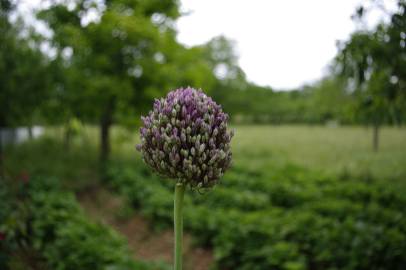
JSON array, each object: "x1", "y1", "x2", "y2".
[
  {"x1": 230, "y1": 125, "x2": 406, "y2": 180},
  {"x1": 110, "y1": 125, "x2": 406, "y2": 180},
  {"x1": 5, "y1": 124, "x2": 406, "y2": 192}
]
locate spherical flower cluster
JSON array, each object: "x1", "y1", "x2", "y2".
[{"x1": 136, "y1": 87, "x2": 233, "y2": 188}]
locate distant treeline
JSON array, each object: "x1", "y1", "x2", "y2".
[
  {"x1": 214, "y1": 77, "x2": 405, "y2": 126},
  {"x1": 213, "y1": 78, "x2": 354, "y2": 125}
]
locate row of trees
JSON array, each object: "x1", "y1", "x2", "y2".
[
  {"x1": 1, "y1": 0, "x2": 405, "y2": 160},
  {"x1": 1, "y1": 0, "x2": 222, "y2": 163}
]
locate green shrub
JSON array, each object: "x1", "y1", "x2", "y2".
[
  {"x1": 107, "y1": 163, "x2": 406, "y2": 270},
  {"x1": 0, "y1": 176, "x2": 169, "y2": 270}
]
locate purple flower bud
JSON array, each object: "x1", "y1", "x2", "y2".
[
  {"x1": 136, "y1": 87, "x2": 233, "y2": 188},
  {"x1": 180, "y1": 132, "x2": 186, "y2": 143}
]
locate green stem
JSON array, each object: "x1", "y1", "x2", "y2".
[{"x1": 174, "y1": 183, "x2": 185, "y2": 270}]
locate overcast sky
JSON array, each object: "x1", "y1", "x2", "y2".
[{"x1": 176, "y1": 0, "x2": 397, "y2": 90}]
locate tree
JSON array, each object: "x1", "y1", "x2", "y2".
[
  {"x1": 0, "y1": 0, "x2": 51, "y2": 171},
  {"x1": 335, "y1": 0, "x2": 406, "y2": 151},
  {"x1": 37, "y1": 0, "x2": 181, "y2": 164}
]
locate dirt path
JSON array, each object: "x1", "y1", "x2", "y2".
[{"x1": 77, "y1": 187, "x2": 213, "y2": 270}]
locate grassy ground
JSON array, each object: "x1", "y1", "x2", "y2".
[
  {"x1": 5, "y1": 124, "x2": 406, "y2": 193},
  {"x1": 111, "y1": 124, "x2": 406, "y2": 181},
  {"x1": 231, "y1": 125, "x2": 406, "y2": 180}
]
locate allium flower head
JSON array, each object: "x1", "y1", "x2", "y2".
[{"x1": 136, "y1": 87, "x2": 233, "y2": 188}]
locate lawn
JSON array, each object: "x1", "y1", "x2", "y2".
[
  {"x1": 110, "y1": 124, "x2": 406, "y2": 180},
  {"x1": 230, "y1": 125, "x2": 406, "y2": 180}
]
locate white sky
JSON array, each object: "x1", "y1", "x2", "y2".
[{"x1": 176, "y1": 0, "x2": 398, "y2": 90}]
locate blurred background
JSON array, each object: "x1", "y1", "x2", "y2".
[{"x1": 1, "y1": 0, "x2": 406, "y2": 269}]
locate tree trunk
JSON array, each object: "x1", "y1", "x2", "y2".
[
  {"x1": 100, "y1": 98, "x2": 115, "y2": 164},
  {"x1": 100, "y1": 117, "x2": 111, "y2": 163},
  {"x1": 0, "y1": 116, "x2": 5, "y2": 177},
  {"x1": 64, "y1": 126, "x2": 71, "y2": 151},
  {"x1": 373, "y1": 124, "x2": 379, "y2": 152},
  {"x1": 28, "y1": 125, "x2": 33, "y2": 139},
  {"x1": 0, "y1": 128, "x2": 3, "y2": 177}
]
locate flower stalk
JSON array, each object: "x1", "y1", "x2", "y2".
[{"x1": 174, "y1": 182, "x2": 185, "y2": 270}]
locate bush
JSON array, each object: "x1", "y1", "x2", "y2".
[
  {"x1": 107, "y1": 162, "x2": 406, "y2": 270},
  {"x1": 0, "y1": 176, "x2": 170, "y2": 270}
]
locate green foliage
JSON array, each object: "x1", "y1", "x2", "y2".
[
  {"x1": 213, "y1": 76, "x2": 355, "y2": 125},
  {"x1": 106, "y1": 160, "x2": 406, "y2": 270},
  {"x1": 3, "y1": 125, "x2": 406, "y2": 269},
  {"x1": 0, "y1": 5, "x2": 52, "y2": 128},
  {"x1": 3, "y1": 134, "x2": 100, "y2": 191},
  {"x1": 33, "y1": 0, "x2": 221, "y2": 161},
  {"x1": 335, "y1": 0, "x2": 406, "y2": 126},
  {"x1": 0, "y1": 176, "x2": 170, "y2": 270}
]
